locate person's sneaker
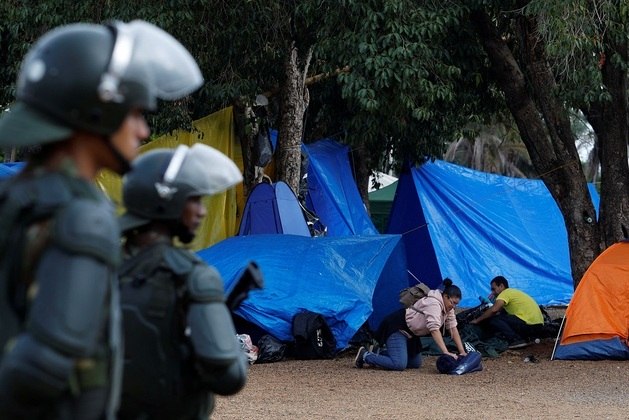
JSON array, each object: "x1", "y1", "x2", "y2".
[
  {"x1": 508, "y1": 340, "x2": 530, "y2": 349},
  {"x1": 354, "y1": 346, "x2": 367, "y2": 368}
]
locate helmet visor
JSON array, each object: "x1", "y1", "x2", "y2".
[
  {"x1": 166, "y1": 144, "x2": 243, "y2": 196},
  {"x1": 103, "y1": 20, "x2": 203, "y2": 106},
  {"x1": 127, "y1": 20, "x2": 203, "y2": 100}
]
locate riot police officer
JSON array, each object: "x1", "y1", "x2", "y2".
[
  {"x1": 117, "y1": 144, "x2": 248, "y2": 419},
  {"x1": 0, "y1": 21, "x2": 203, "y2": 420}
]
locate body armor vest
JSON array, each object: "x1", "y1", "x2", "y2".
[{"x1": 118, "y1": 242, "x2": 212, "y2": 420}]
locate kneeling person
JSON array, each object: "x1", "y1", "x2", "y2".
[
  {"x1": 117, "y1": 144, "x2": 247, "y2": 419},
  {"x1": 354, "y1": 279, "x2": 467, "y2": 371}
]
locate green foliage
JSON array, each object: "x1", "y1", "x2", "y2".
[
  {"x1": 0, "y1": 0, "x2": 296, "y2": 136},
  {"x1": 1, "y1": 0, "x2": 626, "y2": 179},
  {"x1": 0, "y1": 0, "x2": 507, "y2": 169},
  {"x1": 306, "y1": 0, "x2": 504, "y2": 170},
  {"x1": 524, "y1": 0, "x2": 628, "y2": 108}
]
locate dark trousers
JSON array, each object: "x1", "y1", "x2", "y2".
[{"x1": 485, "y1": 313, "x2": 543, "y2": 342}]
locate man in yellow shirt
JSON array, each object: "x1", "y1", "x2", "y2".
[{"x1": 470, "y1": 276, "x2": 544, "y2": 349}]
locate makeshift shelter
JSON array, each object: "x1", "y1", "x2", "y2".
[
  {"x1": 553, "y1": 241, "x2": 629, "y2": 360},
  {"x1": 302, "y1": 139, "x2": 379, "y2": 236},
  {"x1": 387, "y1": 160, "x2": 600, "y2": 307},
  {"x1": 197, "y1": 234, "x2": 408, "y2": 350},
  {"x1": 368, "y1": 180, "x2": 397, "y2": 233},
  {"x1": 238, "y1": 181, "x2": 310, "y2": 236}
]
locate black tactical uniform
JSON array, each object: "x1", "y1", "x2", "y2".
[
  {"x1": 117, "y1": 145, "x2": 248, "y2": 420},
  {"x1": 0, "y1": 166, "x2": 121, "y2": 420},
  {"x1": 0, "y1": 20, "x2": 203, "y2": 420}
]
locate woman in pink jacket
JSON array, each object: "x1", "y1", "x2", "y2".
[{"x1": 354, "y1": 279, "x2": 467, "y2": 371}]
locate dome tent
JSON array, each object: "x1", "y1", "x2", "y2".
[{"x1": 552, "y1": 241, "x2": 629, "y2": 360}]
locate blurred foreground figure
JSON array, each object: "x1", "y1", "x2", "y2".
[
  {"x1": 0, "y1": 20, "x2": 202, "y2": 419},
  {"x1": 117, "y1": 144, "x2": 248, "y2": 420}
]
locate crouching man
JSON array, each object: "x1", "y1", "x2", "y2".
[{"x1": 470, "y1": 276, "x2": 544, "y2": 349}]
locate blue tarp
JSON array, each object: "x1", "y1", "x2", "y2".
[
  {"x1": 387, "y1": 160, "x2": 600, "y2": 308},
  {"x1": 0, "y1": 162, "x2": 24, "y2": 178},
  {"x1": 302, "y1": 139, "x2": 379, "y2": 236},
  {"x1": 197, "y1": 234, "x2": 408, "y2": 350},
  {"x1": 238, "y1": 181, "x2": 310, "y2": 236}
]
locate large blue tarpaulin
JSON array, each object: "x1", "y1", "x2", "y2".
[
  {"x1": 302, "y1": 139, "x2": 379, "y2": 236},
  {"x1": 387, "y1": 160, "x2": 600, "y2": 308},
  {"x1": 197, "y1": 234, "x2": 407, "y2": 350},
  {"x1": 0, "y1": 162, "x2": 24, "y2": 178}
]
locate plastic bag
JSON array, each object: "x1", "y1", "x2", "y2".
[
  {"x1": 256, "y1": 334, "x2": 286, "y2": 363},
  {"x1": 436, "y1": 351, "x2": 483, "y2": 375},
  {"x1": 450, "y1": 351, "x2": 483, "y2": 375},
  {"x1": 253, "y1": 125, "x2": 273, "y2": 167},
  {"x1": 237, "y1": 334, "x2": 259, "y2": 365}
]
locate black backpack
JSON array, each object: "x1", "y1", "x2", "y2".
[{"x1": 291, "y1": 311, "x2": 336, "y2": 360}]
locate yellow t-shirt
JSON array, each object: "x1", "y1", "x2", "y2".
[{"x1": 496, "y1": 288, "x2": 544, "y2": 325}]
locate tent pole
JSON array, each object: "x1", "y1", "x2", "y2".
[
  {"x1": 407, "y1": 269, "x2": 422, "y2": 285},
  {"x1": 550, "y1": 314, "x2": 567, "y2": 361}
]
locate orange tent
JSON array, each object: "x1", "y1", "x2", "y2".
[{"x1": 553, "y1": 241, "x2": 629, "y2": 360}]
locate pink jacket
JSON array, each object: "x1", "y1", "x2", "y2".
[{"x1": 404, "y1": 290, "x2": 457, "y2": 336}]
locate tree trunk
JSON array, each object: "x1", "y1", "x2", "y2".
[
  {"x1": 233, "y1": 101, "x2": 266, "y2": 198},
  {"x1": 471, "y1": 10, "x2": 600, "y2": 288},
  {"x1": 351, "y1": 146, "x2": 371, "y2": 213},
  {"x1": 277, "y1": 42, "x2": 312, "y2": 194},
  {"x1": 586, "y1": 34, "x2": 629, "y2": 247}
]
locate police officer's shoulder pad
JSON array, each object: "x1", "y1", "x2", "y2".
[
  {"x1": 187, "y1": 264, "x2": 225, "y2": 302},
  {"x1": 52, "y1": 199, "x2": 120, "y2": 266},
  {"x1": 162, "y1": 247, "x2": 199, "y2": 275}
]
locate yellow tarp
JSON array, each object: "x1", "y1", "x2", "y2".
[{"x1": 97, "y1": 106, "x2": 244, "y2": 251}]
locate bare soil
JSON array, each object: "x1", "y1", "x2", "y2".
[{"x1": 214, "y1": 336, "x2": 628, "y2": 419}]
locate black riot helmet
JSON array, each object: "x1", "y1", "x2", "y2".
[
  {"x1": 0, "y1": 20, "x2": 203, "y2": 157},
  {"x1": 120, "y1": 144, "x2": 243, "y2": 235}
]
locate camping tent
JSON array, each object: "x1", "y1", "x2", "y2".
[
  {"x1": 197, "y1": 234, "x2": 408, "y2": 350},
  {"x1": 238, "y1": 181, "x2": 310, "y2": 236},
  {"x1": 553, "y1": 241, "x2": 629, "y2": 360},
  {"x1": 387, "y1": 160, "x2": 600, "y2": 307},
  {"x1": 302, "y1": 139, "x2": 379, "y2": 236}
]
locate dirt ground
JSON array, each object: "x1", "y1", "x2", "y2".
[{"x1": 213, "y1": 326, "x2": 628, "y2": 419}]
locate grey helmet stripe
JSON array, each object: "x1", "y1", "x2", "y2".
[
  {"x1": 154, "y1": 145, "x2": 189, "y2": 200},
  {"x1": 98, "y1": 22, "x2": 134, "y2": 103}
]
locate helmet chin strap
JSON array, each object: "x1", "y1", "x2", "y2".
[
  {"x1": 175, "y1": 222, "x2": 195, "y2": 244},
  {"x1": 104, "y1": 138, "x2": 132, "y2": 175}
]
